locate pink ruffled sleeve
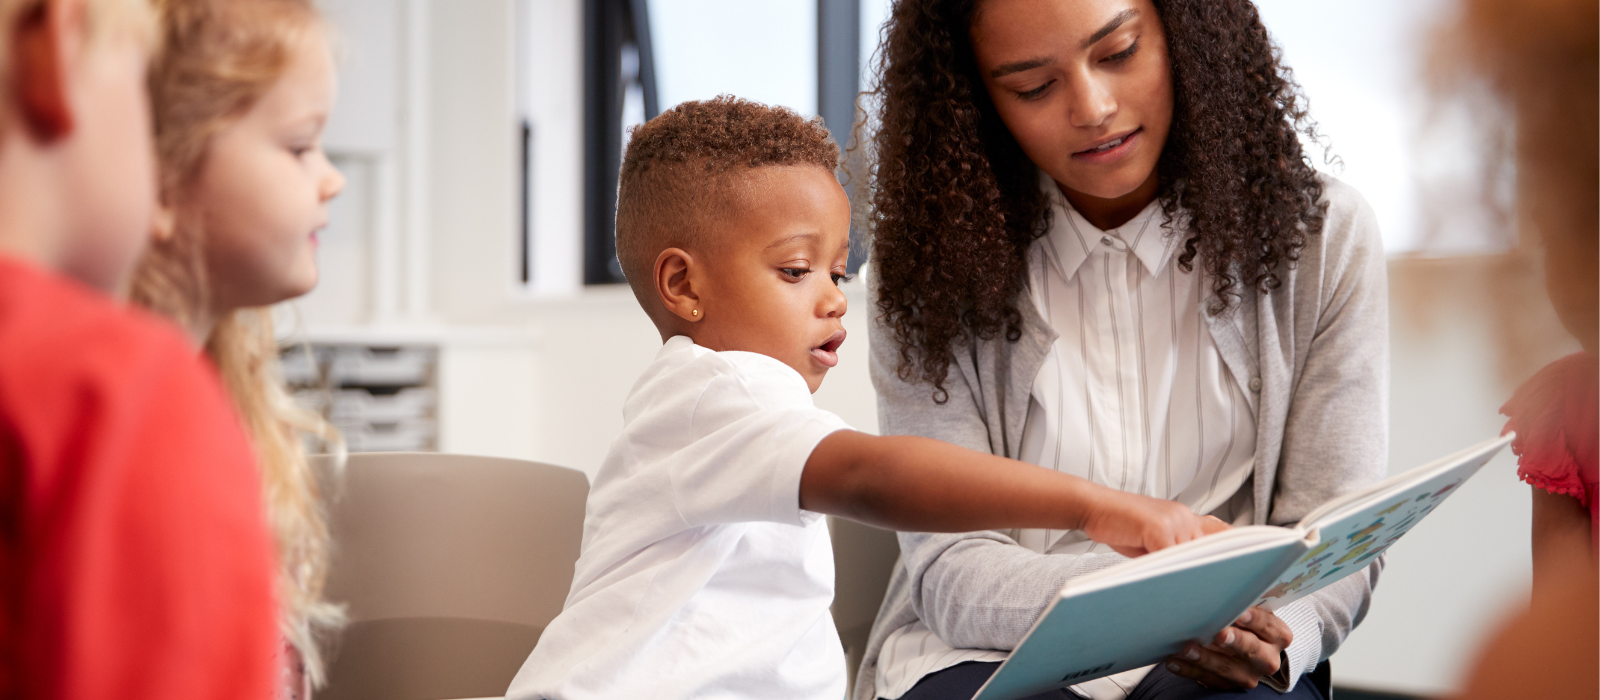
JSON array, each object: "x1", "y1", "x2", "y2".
[{"x1": 1501, "y1": 352, "x2": 1599, "y2": 510}]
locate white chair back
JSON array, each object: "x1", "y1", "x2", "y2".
[
  {"x1": 316, "y1": 452, "x2": 588, "y2": 700},
  {"x1": 829, "y1": 516, "x2": 900, "y2": 691}
]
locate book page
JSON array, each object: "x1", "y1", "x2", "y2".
[
  {"x1": 1060, "y1": 526, "x2": 1300, "y2": 596},
  {"x1": 1253, "y1": 435, "x2": 1511, "y2": 610}
]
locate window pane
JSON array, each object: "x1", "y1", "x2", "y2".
[{"x1": 648, "y1": 0, "x2": 819, "y2": 115}]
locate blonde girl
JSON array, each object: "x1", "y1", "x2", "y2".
[{"x1": 131, "y1": 0, "x2": 346, "y2": 696}]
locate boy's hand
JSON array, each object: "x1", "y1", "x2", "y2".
[{"x1": 1080, "y1": 489, "x2": 1229, "y2": 557}]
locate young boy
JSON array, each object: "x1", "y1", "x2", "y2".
[
  {"x1": 0, "y1": 1, "x2": 278, "y2": 698},
  {"x1": 505, "y1": 97, "x2": 1224, "y2": 700}
]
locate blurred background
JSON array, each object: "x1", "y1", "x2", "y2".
[{"x1": 279, "y1": 0, "x2": 1577, "y2": 695}]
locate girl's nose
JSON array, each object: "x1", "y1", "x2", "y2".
[{"x1": 321, "y1": 159, "x2": 346, "y2": 202}]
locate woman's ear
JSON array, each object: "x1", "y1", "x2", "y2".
[{"x1": 654, "y1": 247, "x2": 703, "y2": 322}]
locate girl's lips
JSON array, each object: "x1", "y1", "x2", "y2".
[
  {"x1": 1071, "y1": 127, "x2": 1141, "y2": 165},
  {"x1": 811, "y1": 330, "x2": 846, "y2": 368}
]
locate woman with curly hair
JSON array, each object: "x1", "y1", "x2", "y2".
[{"x1": 857, "y1": 1, "x2": 1387, "y2": 699}]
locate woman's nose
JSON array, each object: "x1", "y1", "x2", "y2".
[{"x1": 1068, "y1": 75, "x2": 1117, "y2": 129}]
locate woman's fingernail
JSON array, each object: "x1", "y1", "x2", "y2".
[
  {"x1": 1222, "y1": 629, "x2": 1235, "y2": 645},
  {"x1": 1167, "y1": 662, "x2": 1183, "y2": 673},
  {"x1": 1183, "y1": 648, "x2": 1201, "y2": 661}
]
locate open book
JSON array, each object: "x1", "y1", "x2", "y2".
[{"x1": 972, "y1": 435, "x2": 1513, "y2": 700}]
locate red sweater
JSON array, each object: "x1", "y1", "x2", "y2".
[{"x1": 0, "y1": 258, "x2": 277, "y2": 700}]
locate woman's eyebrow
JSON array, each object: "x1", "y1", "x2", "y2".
[
  {"x1": 1081, "y1": 8, "x2": 1139, "y2": 49},
  {"x1": 991, "y1": 57, "x2": 1056, "y2": 78}
]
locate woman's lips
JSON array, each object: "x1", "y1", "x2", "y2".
[
  {"x1": 811, "y1": 329, "x2": 847, "y2": 368},
  {"x1": 1071, "y1": 127, "x2": 1141, "y2": 165}
]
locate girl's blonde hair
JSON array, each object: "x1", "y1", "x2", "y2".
[{"x1": 130, "y1": 0, "x2": 345, "y2": 687}]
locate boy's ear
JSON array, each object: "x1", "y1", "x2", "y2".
[
  {"x1": 11, "y1": 0, "x2": 78, "y2": 141},
  {"x1": 654, "y1": 247, "x2": 703, "y2": 323}
]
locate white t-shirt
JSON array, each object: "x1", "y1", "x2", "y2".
[{"x1": 506, "y1": 335, "x2": 852, "y2": 700}]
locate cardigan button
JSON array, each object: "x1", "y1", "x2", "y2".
[{"x1": 1249, "y1": 377, "x2": 1262, "y2": 392}]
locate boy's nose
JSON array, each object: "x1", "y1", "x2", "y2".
[{"x1": 822, "y1": 283, "x2": 848, "y2": 318}]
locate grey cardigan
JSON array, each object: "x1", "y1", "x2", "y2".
[{"x1": 853, "y1": 174, "x2": 1389, "y2": 699}]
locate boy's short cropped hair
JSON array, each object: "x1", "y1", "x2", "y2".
[
  {"x1": 0, "y1": 0, "x2": 157, "y2": 135},
  {"x1": 615, "y1": 95, "x2": 840, "y2": 311}
]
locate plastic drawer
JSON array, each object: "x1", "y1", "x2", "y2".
[
  {"x1": 330, "y1": 387, "x2": 435, "y2": 423},
  {"x1": 338, "y1": 418, "x2": 436, "y2": 453},
  {"x1": 328, "y1": 346, "x2": 434, "y2": 387}
]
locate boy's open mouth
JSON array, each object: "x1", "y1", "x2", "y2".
[{"x1": 811, "y1": 330, "x2": 846, "y2": 368}]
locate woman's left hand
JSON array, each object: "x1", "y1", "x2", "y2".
[{"x1": 1163, "y1": 607, "x2": 1293, "y2": 690}]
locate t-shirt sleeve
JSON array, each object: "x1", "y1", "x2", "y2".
[
  {"x1": 17, "y1": 338, "x2": 279, "y2": 700},
  {"x1": 666, "y1": 355, "x2": 850, "y2": 528},
  {"x1": 1501, "y1": 352, "x2": 1599, "y2": 508}
]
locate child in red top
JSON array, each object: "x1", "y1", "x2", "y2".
[
  {"x1": 1501, "y1": 352, "x2": 1598, "y2": 563},
  {"x1": 0, "y1": 1, "x2": 278, "y2": 699}
]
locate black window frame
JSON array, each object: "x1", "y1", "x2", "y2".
[
  {"x1": 582, "y1": 0, "x2": 864, "y2": 284},
  {"x1": 583, "y1": 0, "x2": 660, "y2": 285}
]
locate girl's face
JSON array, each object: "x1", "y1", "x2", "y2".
[
  {"x1": 970, "y1": 0, "x2": 1173, "y2": 205},
  {"x1": 187, "y1": 27, "x2": 343, "y2": 312}
]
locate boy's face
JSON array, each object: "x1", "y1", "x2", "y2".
[
  {"x1": 64, "y1": 30, "x2": 155, "y2": 292},
  {"x1": 11, "y1": 0, "x2": 158, "y2": 293},
  {"x1": 689, "y1": 165, "x2": 852, "y2": 393}
]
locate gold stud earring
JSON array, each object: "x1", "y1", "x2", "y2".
[{"x1": 691, "y1": 309, "x2": 699, "y2": 317}]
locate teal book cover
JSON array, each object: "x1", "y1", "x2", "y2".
[{"x1": 972, "y1": 435, "x2": 1512, "y2": 700}]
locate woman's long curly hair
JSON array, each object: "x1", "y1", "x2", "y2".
[{"x1": 868, "y1": 0, "x2": 1328, "y2": 401}]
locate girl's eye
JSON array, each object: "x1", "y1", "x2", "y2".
[
  {"x1": 1104, "y1": 40, "x2": 1139, "y2": 65},
  {"x1": 830, "y1": 272, "x2": 853, "y2": 286},
  {"x1": 780, "y1": 267, "x2": 809, "y2": 280},
  {"x1": 1016, "y1": 81, "x2": 1053, "y2": 101},
  {"x1": 289, "y1": 145, "x2": 313, "y2": 158}
]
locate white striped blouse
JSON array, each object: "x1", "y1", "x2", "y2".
[{"x1": 876, "y1": 177, "x2": 1258, "y2": 700}]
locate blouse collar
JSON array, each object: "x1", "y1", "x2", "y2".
[{"x1": 1039, "y1": 170, "x2": 1177, "y2": 280}]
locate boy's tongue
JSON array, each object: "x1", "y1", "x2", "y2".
[{"x1": 811, "y1": 346, "x2": 839, "y2": 367}]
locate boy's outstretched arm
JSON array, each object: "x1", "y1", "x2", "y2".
[{"x1": 800, "y1": 430, "x2": 1227, "y2": 557}]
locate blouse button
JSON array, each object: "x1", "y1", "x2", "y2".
[{"x1": 1249, "y1": 377, "x2": 1262, "y2": 392}]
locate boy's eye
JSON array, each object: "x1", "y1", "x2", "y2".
[{"x1": 780, "y1": 267, "x2": 810, "y2": 280}]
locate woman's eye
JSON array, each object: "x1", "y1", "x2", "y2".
[
  {"x1": 289, "y1": 145, "x2": 312, "y2": 158},
  {"x1": 1104, "y1": 40, "x2": 1139, "y2": 65},
  {"x1": 780, "y1": 267, "x2": 809, "y2": 280},
  {"x1": 1016, "y1": 81, "x2": 1053, "y2": 101}
]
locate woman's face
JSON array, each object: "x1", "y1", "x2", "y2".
[
  {"x1": 970, "y1": 0, "x2": 1172, "y2": 204},
  {"x1": 187, "y1": 27, "x2": 344, "y2": 312}
]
